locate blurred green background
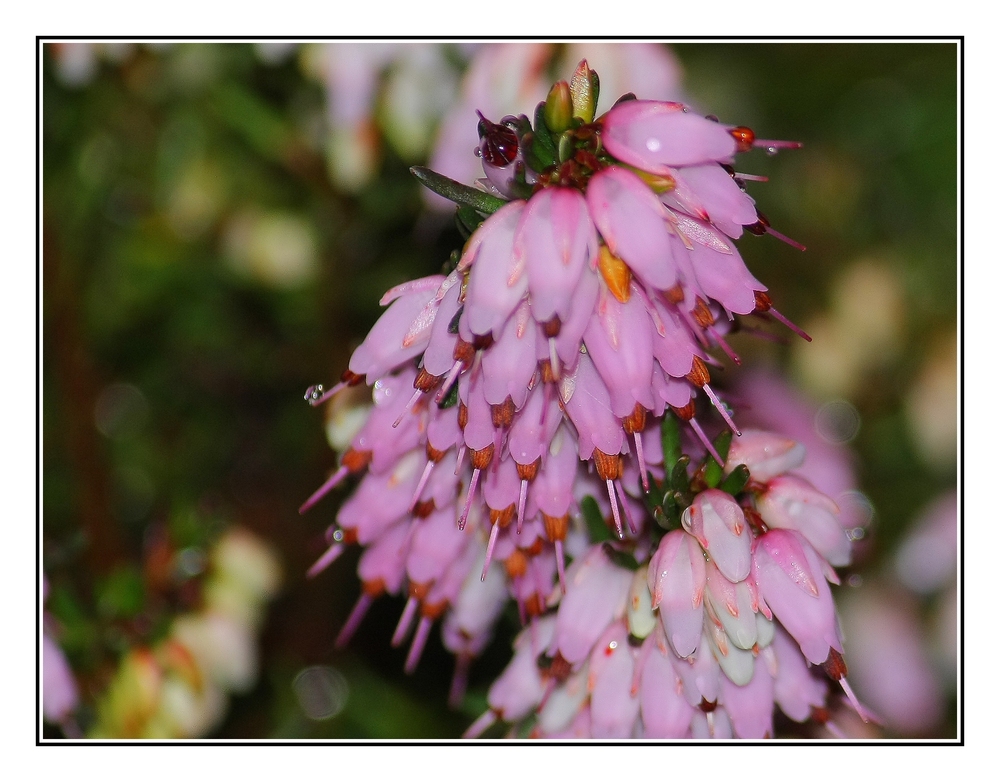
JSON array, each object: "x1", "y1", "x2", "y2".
[{"x1": 41, "y1": 41, "x2": 958, "y2": 739}]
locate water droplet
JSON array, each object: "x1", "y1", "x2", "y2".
[
  {"x1": 815, "y1": 400, "x2": 861, "y2": 444},
  {"x1": 847, "y1": 574, "x2": 863, "y2": 587},
  {"x1": 292, "y1": 665, "x2": 349, "y2": 721},
  {"x1": 304, "y1": 384, "x2": 324, "y2": 402},
  {"x1": 326, "y1": 527, "x2": 345, "y2": 544},
  {"x1": 645, "y1": 137, "x2": 662, "y2": 152},
  {"x1": 849, "y1": 526, "x2": 866, "y2": 541},
  {"x1": 373, "y1": 379, "x2": 393, "y2": 406},
  {"x1": 766, "y1": 146, "x2": 778, "y2": 156},
  {"x1": 175, "y1": 547, "x2": 206, "y2": 578}
]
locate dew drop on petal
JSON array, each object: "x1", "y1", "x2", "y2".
[
  {"x1": 373, "y1": 379, "x2": 393, "y2": 406},
  {"x1": 646, "y1": 137, "x2": 662, "y2": 152}
]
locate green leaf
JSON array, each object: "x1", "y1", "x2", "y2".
[
  {"x1": 581, "y1": 495, "x2": 612, "y2": 543},
  {"x1": 532, "y1": 101, "x2": 558, "y2": 156},
  {"x1": 719, "y1": 463, "x2": 751, "y2": 496},
  {"x1": 601, "y1": 542, "x2": 640, "y2": 571},
  {"x1": 670, "y1": 454, "x2": 691, "y2": 492},
  {"x1": 704, "y1": 430, "x2": 733, "y2": 488},
  {"x1": 437, "y1": 381, "x2": 459, "y2": 409},
  {"x1": 410, "y1": 167, "x2": 508, "y2": 214},
  {"x1": 456, "y1": 205, "x2": 485, "y2": 238},
  {"x1": 661, "y1": 413, "x2": 682, "y2": 476}
]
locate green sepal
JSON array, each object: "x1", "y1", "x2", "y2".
[
  {"x1": 704, "y1": 430, "x2": 733, "y2": 488},
  {"x1": 532, "y1": 101, "x2": 559, "y2": 156},
  {"x1": 719, "y1": 463, "x2": 751, "y2": 496},
  {"x1": 581, "y1": 495, "x2": 612, "y2": 543},
  {"x1": 670, "y1": 454, "x2": 691, "y2": 492},
  {"x1": 557, "y1": 132, "x2": 574, "y2": 163},
  {"x1": 410, "y1": 167, "x2": 508, "y2": 214},
  {"x1": 456, "y1": 205, "x2": 485, "y2": 238},
  {"x1": 601, "y1": 542, "x2": 640, "y2": 571},
  {"x1": 523, "y1": 132, "x2": 556, "y2": 174}
]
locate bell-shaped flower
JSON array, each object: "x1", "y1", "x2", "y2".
[
  {"x1": 601, "y1": 100, "x2": 738, "y2": 172},
  {"x1": 549, "y1": 545, "x2": 632, "y2": 666},
  {"x1": 583, "y1": 284, "x2": 656, "y2": 417},
  {"x1": 461, "y1": 200, "x2": 527, "y2": 336},
  {"x1": 647, "y1": 529, "x2": 706, "y2": 658},
  {"x1": 348, "y1": 278, "x2": 445, "y2": 382},
  {"x1": 752, "y1": 529, "x2": 843, "y2": 665},
  {"x1": 725, "y1": 429, "x2": 806, "y2": 482},
  {"x1": 758, "y1": 474, "x2": 852, "y2": 567},
  {"x1": 766, "y1": 624, "x2": 829, "y2": 723},
  {"x1": 586, "y1": 166, "x2": 677, "y2": 290},
  {"x1": 719, "y1": 656, "x2": 775, "y2": 738},
  {"x1": 704, "y1": 560, "x2": 759, "y2": 651},
  {"x1": 587, "y1": 621, "x2": 640, "y2": 739},
  {"x1": 638, "y1": 639, "x2": 695, "y2": 738},
  {"x1": 515, "y1": 186, "x2": 597, "y2": 325},
  {"x1": 682, "y1": 489, "x2": 752, "y2": 583},
  {"x1": 664, "y1": 163, "x2": 757, "y2": 239}
]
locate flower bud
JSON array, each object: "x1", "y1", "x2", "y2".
[
  {"x1": 544, "y1": 80, "x2": 573, "y2": 133},
  {"x1": 570, "y1": 59, "x2": 600, "y2": 124}
]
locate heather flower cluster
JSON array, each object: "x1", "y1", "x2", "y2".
[{"x1": 302, "y1": 61, "x2": 863, "y2": 739}]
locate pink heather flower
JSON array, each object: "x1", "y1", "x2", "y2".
[
  {"x1": 302, "y1": 60, "x2": 863, "y2": 739},
  {"x1": 43, "y1": 579, "x2": 79, "y2": 730}
]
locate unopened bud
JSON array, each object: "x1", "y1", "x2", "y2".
[
  {"x1": 570, "y1": 59, "x2": 600, "y2": 124},
  {"x1": 544, "y1": 80, "x2": 573, "y2": 133}
]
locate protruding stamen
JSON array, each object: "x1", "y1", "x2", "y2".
[
  {"x1": 463, "y1": 709, "x2": 498, "y2": 739},
  {"x1": 408, "y1": 461, "x2": 437, "y2": 513},
  {"x1": 306, "y1": 542, "x2": 344, "y2": 579},
  {"x1": 393, "y1": 388, "x2": 425, "y2": 428},
  {"x1": 764, "y1": 225, "x2": 807, "y2": 252},
  {"x1": 435, "y1": 360, "x2": 464, "y2": 403},
  {"x1": 753, "y1": 138, "x2": 803, "y2": 152},
  {"x1": 707, "y1": 326, "x2": 741, "y2": 365},
  {"x1": 607, "y1": 479, "x2": 624, "y2": 539},
  {"x1": 449, "y1": 654, "x2": 472, "y2": 710},
  {"x1": 391, "y1": 596, "x2": 419, "y2": 647},
  {"x1": 701, "y1": 384, "x2": 742, "y2": 436},
  {"x1": 767, "y1": 305, "x2": 812, "y2": 342},
  {"x1": 305, "y1": 381, "x2": 346, "y2": 407},
  {"x1": 455, "y1": 445, "x2": 467, "y2": 474},
  {"x1": 517, "y1": 479, "x2": 528, "y2": 534},
  {"x1": 299, "y1": 465, "x2": 350, "y2": 514},
  {"x1": 733, "y1": 172, "x2": 768, "y2": 182},
  {"x1": 335, "y1": 592, "x2": 374, "y2": 649},
  {"x1": 554, "y1": 539, "x2": 566, "y2": 594},
  {"x1": 404, "y1": 616, "x2": 433, "y2": 674},
  {"x1": 458, "y1": 468, "x2": 481, "y2": 530},
  {"x1": 615, "y1": 480, "x2": 638, "y2": 536},
  {"x1": 689, "y1": 417, "x2": 725, "y2": 467},
  {"x1": 838, "y1": 676, "x2": 870, "y2": 723},
  {"x1": 633, "y1": 432, "x2": 649, "y2": 492},
  {"x1": 481, "y1": 521, "x2": 501, "y2": 581}
]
